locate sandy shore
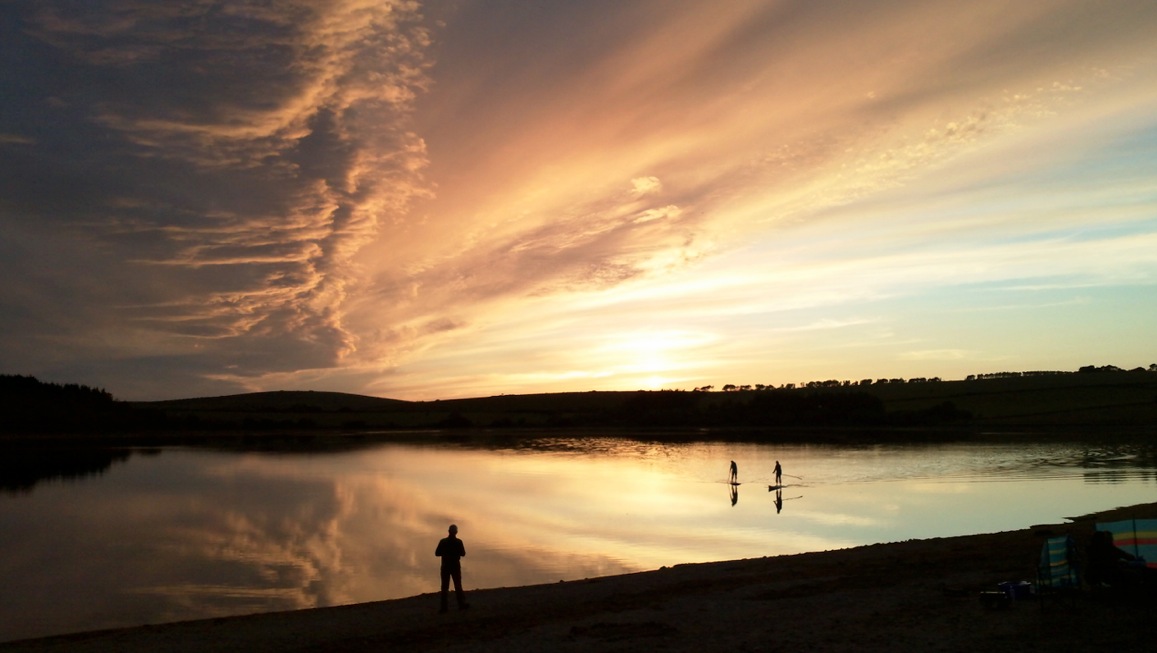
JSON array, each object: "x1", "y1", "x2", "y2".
[{"x1": 4, "y1": 502, "x2": 1156, "y2": 653}]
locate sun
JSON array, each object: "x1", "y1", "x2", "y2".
[
  {"x1": 598, "y1": 330, "x2": 714, "y2": 389},
  {"x1": 643, "y1": 375, "x2": 668, "y2": 389}
]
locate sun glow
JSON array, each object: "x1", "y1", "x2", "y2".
[
  {"x1": 4, "y1": 1, "x2": 1157, "y2": 400},
  {"x1": 589, "y1": 330, "x2": 723, "y2": 390}
]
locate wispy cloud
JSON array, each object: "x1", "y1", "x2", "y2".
[
  {"x1": 1, "y1": 0, "x2": 433, "y2": 393},
  {"x1": 2, "y1": 1, "x2": 1156, "y2": 398},
  {"x1": 0, "y1": 133, "x2": 36, "y2": 145}
]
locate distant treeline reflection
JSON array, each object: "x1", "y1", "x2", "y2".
[{"x1": 0, "y1": 448, "x2": 133, "y2": 494}]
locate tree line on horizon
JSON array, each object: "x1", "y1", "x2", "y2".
[
  {"x1": 3, "y1": 365, "x2": 1155, "y2": 435},
  {"x1": 0, "y1": 374, "x2": 138, "y2": 434},
  {"x1": 598, "y1": 387, "x2": 968, "y2": 431},
  {"x1": 692, "y1": 363, "x2": 1157, "y2": 393}
]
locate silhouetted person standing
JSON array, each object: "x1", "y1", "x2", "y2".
[
  {"x1": 435, "y1": 524, "x2": 468, "y2": 613},
  {"x1": 729, "y1": 460, "x2": 738, "y2": 484},
  {"x1": 774, "y1": 460, "x2": 782, "y2": 486}
]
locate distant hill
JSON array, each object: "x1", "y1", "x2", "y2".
[
  {"x1": 140, "y1": 390, "x2": 413, "y2": 413},
  {"x1": 5, "y1": 369, "x2": 1156, "y2": 440},
  {"x1": 856, "y1": 369, "x2": 1157, "y2": 428},
  {"x1": 129, "y1": 390, "x2": 643, "y2": 431},
  {"x1": 124, "y1": 369, "x2": 1157, "y2": 435}
]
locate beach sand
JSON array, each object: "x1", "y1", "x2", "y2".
[{"x1": 3, "y1": 502, "x2": 1155, "y2": 653}]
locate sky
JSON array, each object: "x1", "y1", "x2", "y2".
[{"x1": 2, "y1": 0, "x2": 1156, "y2": 402}]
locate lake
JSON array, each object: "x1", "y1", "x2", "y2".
[{"x1": 2, "y1": 435, "x2": 1155, "y2": 642}]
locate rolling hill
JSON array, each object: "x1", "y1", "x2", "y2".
[{"x1": 126, "y1": 370, "x2": 1157, "y2": 434}]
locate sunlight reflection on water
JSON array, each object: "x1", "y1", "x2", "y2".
[{"x1": 1, "y1": 436, "x2": 1155, "y2": 642}]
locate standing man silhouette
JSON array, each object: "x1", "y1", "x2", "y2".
[
  {"x1": 729, "y1": 460, "x2": 738, "y2": 484},
  {"x1": 774, "y1": 460, "x2": 782, "y2": 486},
  {"x1": 435, "y1": 524, "x2": 468, "y2": 613}
]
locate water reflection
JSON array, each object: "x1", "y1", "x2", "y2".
[
  {"x1": 1, "y1": 437, "x2": 1155, "y2": 642},
  {"x1": 0, "y1": 448, "x2": 134, "y2": 494}
]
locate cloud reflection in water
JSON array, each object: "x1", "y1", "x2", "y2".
[{"x1": 2, "y1": 439, "x2": 1156, "y2": 642}]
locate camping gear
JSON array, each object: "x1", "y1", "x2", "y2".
[
  {"x1": 1096, "y1": 519, "x2": 1157, "y2": 569},
  {"x1": 997, "y1": 580, "x2": 1034, "y2": 600},
  {"x1": 1036, "y1": 535, "x2": 1079, "y2": 606},
  {"x1": 979, "y1": 590, "x2": 1010, "y2": 609}
]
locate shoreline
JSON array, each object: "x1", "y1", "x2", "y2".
[
  {"x1": 4, "y1": 501, "x2": 1155, "y2": 653},
  {"x1": 5, "y1": 422, "x2": 1153, "y2": 447}
]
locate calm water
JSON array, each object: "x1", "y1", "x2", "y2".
[{"x1": 2, "y1": 436, "x2": 1155, "y2": 642}]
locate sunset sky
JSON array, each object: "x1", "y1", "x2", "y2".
[{"x1": 2, "y1": 0, "x2": 1156, "y2": 401}]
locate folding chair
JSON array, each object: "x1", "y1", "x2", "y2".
[{"x1": 1036, "y1": 535, "x2": 1079, "y2": 607}]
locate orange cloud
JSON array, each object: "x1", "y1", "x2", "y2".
[{"x1": 3, "y1": 1, "x2": 1157, "y2": 399}]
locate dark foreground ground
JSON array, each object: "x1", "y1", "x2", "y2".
[{"x1": 3, "y1": 502, "x2": 1156, "y2": 653}]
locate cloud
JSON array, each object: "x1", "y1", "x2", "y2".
[
  {"x1": 631, "y1": 176, "x2": 662, "y2": 198},
  {"x1": 0, "y1": 0, "x2": 433, "y2": 395},
  {"x1": 3, "y1": 0, "x2": 1157, "y2": 399},
  {"x1": 899, "y1": 349, "x2": 973, "y2": 362},
  {"x1": 0, "y1": 133, "x2": 36, "y2": 145}
]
